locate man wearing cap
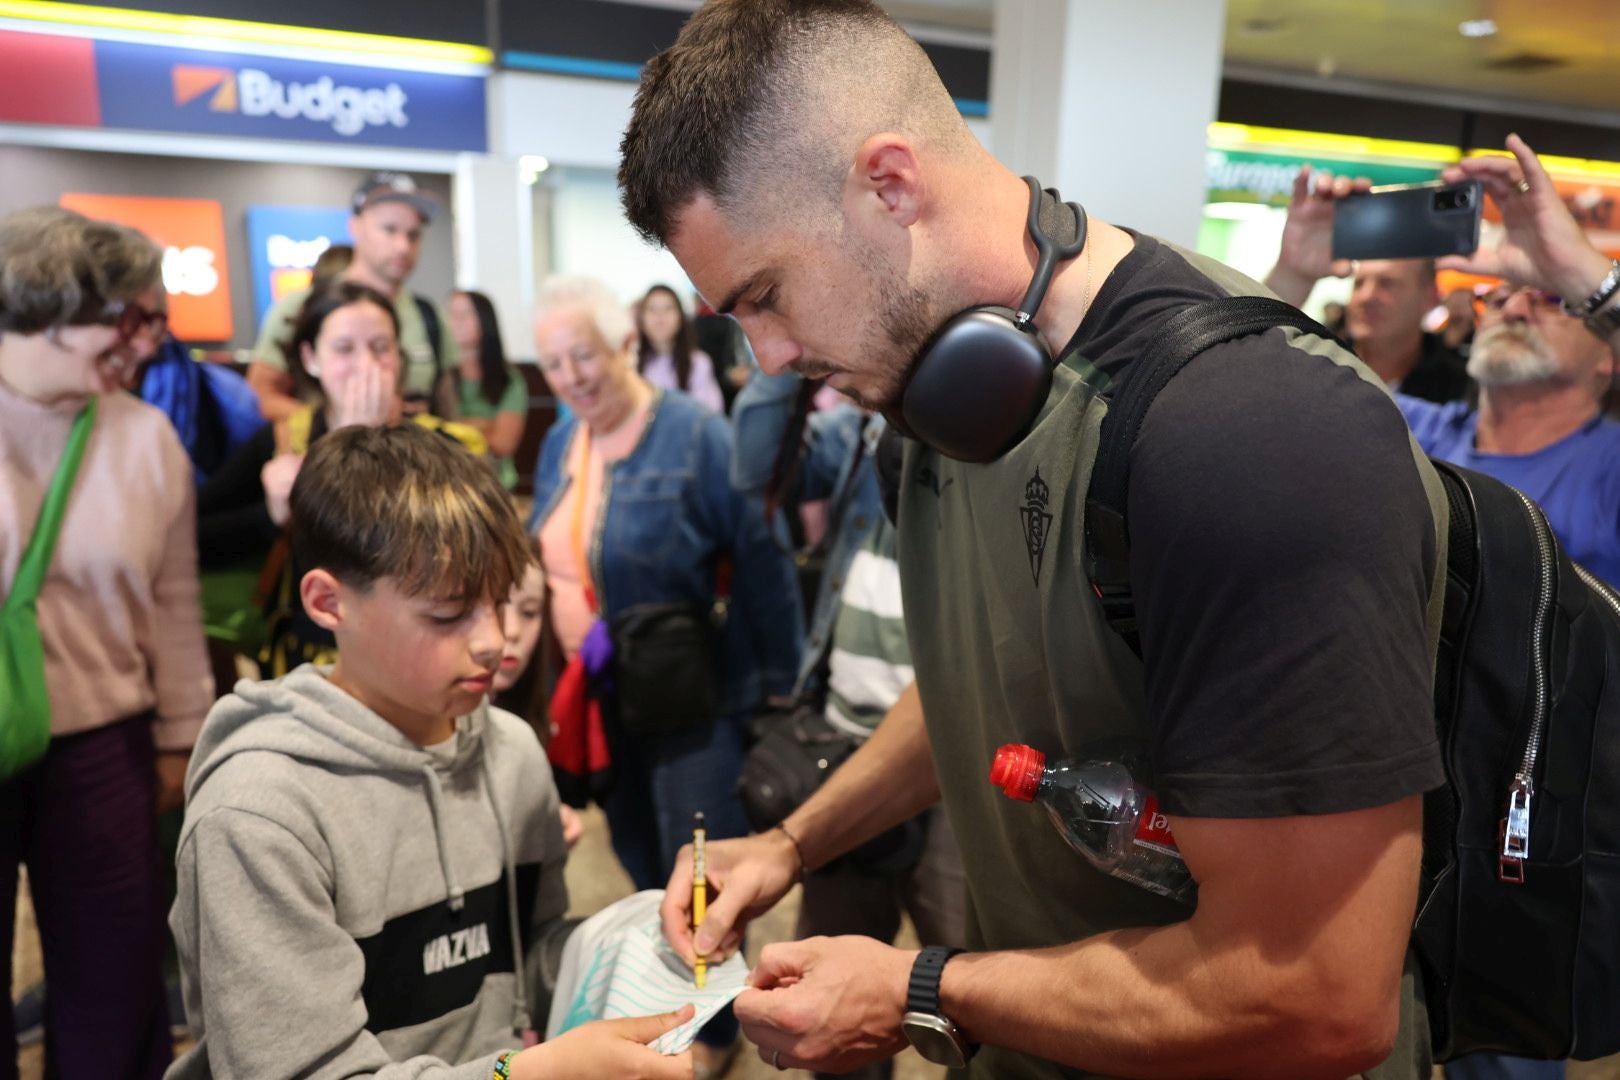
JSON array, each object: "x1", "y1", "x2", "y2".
[{"x1": 245, "y1": 172, "x2": 455, "y2": 421}]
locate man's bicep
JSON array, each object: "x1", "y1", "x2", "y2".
[
  {"x1": 1129, "y1": 338, "x2": 1442, "y2": 818},
  {"x1": 1170, "y1": 797, "x2": 1423, "y2": 1008}
]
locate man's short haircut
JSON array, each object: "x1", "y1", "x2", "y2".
[
  {"x1": 534, "y1": 275, "x2": 633, "y2": 354},
  {"x1": 290, "y1": 423, "x2": 531, "y2": 602},
  {"x1": 618, "y1": 0, "x2": 972, "y2": 246},
  {"x1": 0, "y1": 206, "x2": 162, "y2": 335}
]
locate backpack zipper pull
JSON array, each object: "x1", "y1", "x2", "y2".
[{"x1": 1498, "y1": 776, "x2": 1533, "y2": 885}]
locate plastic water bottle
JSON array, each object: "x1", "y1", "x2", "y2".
[{"x1": 989, "y1": 743, "x2": 1196, "y2": 905}]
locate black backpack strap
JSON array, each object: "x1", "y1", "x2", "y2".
[
  {"x1": 413, "y1": 294, "x2": 446, "y2": 381},
  {"x1": 1084, "y1": 295, "x2": 1341, "y2": 655}
]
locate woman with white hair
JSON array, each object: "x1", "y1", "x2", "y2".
[{"x1": 528, "y1": 275, "x2": 802, "y2": 1075}]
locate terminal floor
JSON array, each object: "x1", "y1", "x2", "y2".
[{"x1": 11, "y1": 806, "x2": 1618, "y2": 1078}]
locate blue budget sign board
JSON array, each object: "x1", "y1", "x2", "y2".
[
  {"x1": 244, "y1": 205, "x2": 354, "y2": 330},
  {"x1": 94, "y1": 40, "x2": 488, "y2": 151}
]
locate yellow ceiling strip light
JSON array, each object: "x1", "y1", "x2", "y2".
[
  {"x1": 0, "y1": 0, "x2": 492, "y2": 64},
  {"x1": 1464, "y1": 147, "x2": 1620, "y2": 183},
  {"x1": 1209, "y1": 122, "x2": 1461, "y2": 167}
]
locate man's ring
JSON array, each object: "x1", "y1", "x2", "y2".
[
  {"x1": 772, "y1": 1049, "x2": 785, "y2": 1070},
  {"x1": 1515, "y1": 179, "x2": 1532, "y2": 194}
]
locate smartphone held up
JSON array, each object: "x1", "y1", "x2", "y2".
[{"x1": 1331, "y1": 179, "x2": 1484, "y2": 262}]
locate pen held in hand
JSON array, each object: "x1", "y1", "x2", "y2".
[{"x1": 692, "y1": 812, "x2": 707, "y2": 989}]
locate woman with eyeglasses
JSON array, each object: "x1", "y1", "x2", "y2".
[{"x1": 0, "y1": 206, "x2": 210, "y2": 1077}]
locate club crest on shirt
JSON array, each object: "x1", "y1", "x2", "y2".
[{"x1": 1020, "y1": 467, "x2": 1053, "y2": 585}]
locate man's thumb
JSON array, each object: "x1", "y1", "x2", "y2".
[{"x1": 611, "y1": 1004, "x2": 696, "y2": 1045}]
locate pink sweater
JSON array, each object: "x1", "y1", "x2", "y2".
[{"x1": 0, "y1": 384, "x2": 212, "y2": 750}]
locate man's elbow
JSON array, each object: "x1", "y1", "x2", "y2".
[{"x1": 1271, "y1": 983, "x2": 1401, "y2": 1078}]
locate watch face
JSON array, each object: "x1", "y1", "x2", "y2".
[{"x1": 903, "y1": 1013, "x2": 970, "y2": 1069}]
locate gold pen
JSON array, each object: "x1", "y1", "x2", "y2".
[{"x1": 692, "y1": 812, "x2": 708, "y2": 988}]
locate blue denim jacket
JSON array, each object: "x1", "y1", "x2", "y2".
[
  {"x1": 730, "y1": 371, "x2": 885, "y2": 695},
  {"x1": 531, "y1": 389, "x2": 804, "y2": 716}
]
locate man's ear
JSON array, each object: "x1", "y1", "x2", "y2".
[
  {"x1": 846, "y1": 134, "x2": 924, "y2": 230},
  {"x1": 300, "y1": 569, "x2": 347, "y2": 633}
]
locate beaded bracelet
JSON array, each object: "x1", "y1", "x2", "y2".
[{"x1": 493, "y1": 1050, "x2": 519, "y2": 1080}]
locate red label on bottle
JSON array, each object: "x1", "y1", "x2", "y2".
[{"x1": 1134, "y1": 797, "x2": 1178, "y2": 850}]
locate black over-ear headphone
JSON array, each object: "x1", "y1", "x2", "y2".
[{"x1": 898, "y1": 176, "x2": 1087, "y2": 463}]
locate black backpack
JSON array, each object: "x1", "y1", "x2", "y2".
[{"x1": 1085, "y1": 294, "x2": 1620, "y2": 1061}]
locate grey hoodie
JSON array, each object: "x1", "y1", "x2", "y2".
[{"x1": 166, "y1": 666, "x2": 574, "y2": 1080}]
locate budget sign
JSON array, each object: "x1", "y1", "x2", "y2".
[
  {"x1": 245, "y1": 205, "x2": 354, "y2": 330},
  {"x1": 94, "y1": 40, "x2": 487, "y2": 151}
]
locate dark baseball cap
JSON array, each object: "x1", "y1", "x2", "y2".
[{"x1": 351, "y1": 172, "x2": 438, "y2": 223}]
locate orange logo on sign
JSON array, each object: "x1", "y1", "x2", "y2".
[
  {"x1": 172, "y1": 65, "x2": 237, "y2": 112},
  {"x1": 59, "y1": 193, "x2": 234, "y2": 343}
]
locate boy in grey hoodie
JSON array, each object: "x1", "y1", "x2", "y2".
[{"x1": 167, "y1": 423, "x2": 693, "y2": 1080}]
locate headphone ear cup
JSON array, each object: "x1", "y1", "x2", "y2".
[{"x1": 900, "y1": 307, "x2": 1054, "y2": 463}]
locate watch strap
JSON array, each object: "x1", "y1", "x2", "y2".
[
  {"x1": 1585, "y1": 300, "x2": 1620, "y2": 341},
  {"x1": 1564, "y1": 260, "x2": 1620, "y2": 318},
  {"x1": 907, "y1": 946, "x2": 964, "y2": 1016}
]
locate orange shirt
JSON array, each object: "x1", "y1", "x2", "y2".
[{"x1": 537, "y1": 405, "x2": 650, "y2": 657}]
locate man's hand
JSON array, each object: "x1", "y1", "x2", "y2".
[
  {"x1": 155, "y1": 750, "x2": 190, "y2": 815},
  {"x1": 735, "y1": 936, "x2": 913, "y2": 1074},
  {"x1": 511, "y1": 1006, "x2": 695, "y2": 1080},
  {"x1": 660, "y1": 827, "x2": 801, "y2": 966},
  {"x1": 1439, "y1": 133, "x2": 1614, "y2": 303},
  {"x1": 1264, "y1": 165, "x2": 1372, "y2": 306},
  {"x1": 261, "y1": 453, "x2": 303, "y2": 527}
]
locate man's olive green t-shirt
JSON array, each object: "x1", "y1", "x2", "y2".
[
  {"x1": 896, "y1": 233, "x2": 1447, "y2": 1080},
  {"x1": 252, "y1": 287, "x2": 452, "y2": 398}
]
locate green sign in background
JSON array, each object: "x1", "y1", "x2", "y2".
[{"x1": 1206, "y1": 148, "x2": 1445, "y2": 207}]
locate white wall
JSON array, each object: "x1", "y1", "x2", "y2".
[
  {"x1": 546, "y1": 166, "x2": 695, "y2": 304},
  {"x1": 493, "y1": 70, "x2": 992, "y2": 310}
]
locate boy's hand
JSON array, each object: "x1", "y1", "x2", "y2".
[
  {"x1": 510, "y1": 1006, "x2": 696, "y2": 1080},
  {"x1": 559, "y1": 804, "x2": 584, "y2": 850},
  {"x1": 261, "y1": 453, "x2": 303, "y2": 527},
  {"x1": 155, "y1": 750, "x2": 190, "y2": 814}
]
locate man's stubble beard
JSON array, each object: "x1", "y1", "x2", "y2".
[{"x1": 1469, "y1": 323, "x2": 1562, "y2": 387}]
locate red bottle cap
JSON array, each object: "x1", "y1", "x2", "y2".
[{"x1": 989, "y1": 744, "x2": 1046, "y2": 802}]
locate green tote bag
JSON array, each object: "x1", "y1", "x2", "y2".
[{"x1": 1, "y1": 397, "x2": 97, "y2": 780}]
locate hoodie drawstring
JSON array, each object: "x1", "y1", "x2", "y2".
[
  {"x1": 419, "y1": 766, "x2": 466, "y2": 912},
  {"x1": 481, "y1": 752, "x2": 534, "y2": 1042}
]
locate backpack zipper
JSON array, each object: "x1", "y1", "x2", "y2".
[
  {"x1": 1573, "y1": 562, "x2": 1620, "y2": 620},
  {"x1": 1499, "y1": 490, "x2": 1556, "y2": 884}
]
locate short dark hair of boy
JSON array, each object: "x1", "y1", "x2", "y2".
[
  {"x1": 290, "y1": 423, "x2": 531, "y2": 603},
  {"x1": 286, "y1": 280, "x2": 401, "y2": 398}
]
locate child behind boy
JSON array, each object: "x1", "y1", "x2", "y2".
[{"x1": 167, "y1": 423, "x2": 692, "y2": 1080}]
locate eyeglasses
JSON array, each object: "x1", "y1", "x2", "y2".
[
  {"x1": 1478, "y1": 288, "x2": 1566, "y2": 315},
  {"x1": 99, "y1": 299, "x2": 168, "y2": 344}
]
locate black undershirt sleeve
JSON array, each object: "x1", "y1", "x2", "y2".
[{"x1": 1125, "y1": 329, "x2": 1445, "y2": 818}]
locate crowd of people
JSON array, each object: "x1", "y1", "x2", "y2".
[{"x1": 3, "y1": 2, "x2": 1620, "y2": 1079}]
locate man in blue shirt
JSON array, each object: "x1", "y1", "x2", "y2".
[{"x1": 1397, "y1": 282, "x2": 1619, "y2": 586}]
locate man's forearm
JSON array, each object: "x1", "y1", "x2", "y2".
[
  {"x1": 940, "y1": 921, "x2": 1395, "y2": 1080},
  {"x1": 1263, "y1": 265, "x2": 1317, "y2": 309},
  {"x1": 782, "y1": 683, "x2": 939, "y2": 871}
]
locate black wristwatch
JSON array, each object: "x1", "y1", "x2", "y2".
[{"x1": 901, "y1": 946, "x2": 976, "y2": 1068}]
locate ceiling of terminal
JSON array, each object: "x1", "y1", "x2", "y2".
[{"x1": 882, "y1": 0, "x2": 1620, "y2": 123}]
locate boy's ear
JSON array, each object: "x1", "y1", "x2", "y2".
[{"x1": 300, "y1": 569, "x2": 347, "y2": 633}]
